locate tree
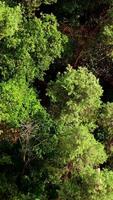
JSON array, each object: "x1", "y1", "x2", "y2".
[
  {"x1": 12, "y1": 0, "x2": 57, "y2": 15},
  {"x1": 0, "y1": 1, "x2": 22, "y2": 39},
  {"x1": 98, "y1": 102, "x2": 113, "y2": 158},
  {"x1": 47, "y1": 124, "x2": 107, "y2": 179},
  {"x1": 47, "y1": 66, "x2": 103, "y2": 130},
  {"x1": 44, "y1": 67, "x2": 107, "y2": 199},
  {"x1": 59, "y1": 167, "x2": 113, "y2": 200},
  {"x1": 0, "y1": 76, "x2": 43, "y2": 127},
  {"x1": 0, "y1": 12, "x2": 68, "y2": 81},
  {"x1": 1, "y1": 0, "x2": 113, "y2": 199},
  {"x1": 99, "y1": 103, "x2": 113, "y2": 140}
]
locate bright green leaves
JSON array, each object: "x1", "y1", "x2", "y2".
[
  {"x1": 0, "y1": 77, "x2": 42, "y2": 127},
  {"x1": 45, "y1": 67, "x2": 113, "y2": 199},
  {"x1": 21, "y1": 14, "x2": 67, "y2": 80},
  {"x1": 59, "y1": 168, "x2": 113, "y2": 200},
  {"x1": 0, "y1": 13, "x2": 68, "y2": 81},
  {"x1": 0, "y1": 1, "x2": 22, "y2": 39},
  {"x1": 55, "y1": 124, "x2": 107, "y2": 169},
  {"x1": 1, "y1": 0, "x2": 113, "y2": 199},
  {"x1": 47, "y1": 66, "x2": 103, "y2": 130},
  {"x1": 46, "y1": 67, "x2": 107, "y2": 188}
]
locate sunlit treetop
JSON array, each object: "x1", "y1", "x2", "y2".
[
  {"x1": 47, "y1": 66, "x2": 103, "y2": 130},
  {"x1": 0, "y1": 77, "x2": 45, "y2": 127},
  {"x1": 0, "y1": 13, "x2": 68, "y2": 81},
  {"x1": 0, "y1": 1, "x2": 22, "y2": 39}
]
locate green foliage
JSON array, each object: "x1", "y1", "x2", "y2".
[
  {"x1": 98, "y1": 102, "x2": 113, "y2": 156},
  {"x1": 56, "y1": 0, "x2": 113, "y2": 25},
  {"x1": 47, "y1": 66, "x2": 103, "y2": 130},
  {"x1": 99, "y1": 103, "x2": 113, "y2": 140},
  {"x1": 103, "y1": 25, "x2": 113, "y2": 45},
  {"x1": 19, "y1": 0, "x2": 57, "y2": 8},
  {"x1": 19, "y1": 112, "x2": 57, "y2": 160},
  {"x1": 0, "y1": 1, "x2": 22, "y2": 39},
  {"x1": 45, "y1": 67, "x2": 107, "y2": 193},
  {"x1": 1, "y1": 0, "x2": 113, "y2": 199},
  {"x1": 0, "y1": 13, "x2": 68, "y2": 81},
  {"x1": 61, "y1": 0, "x2": 113, "y2": 15},
  {"x1": 102, "y1": 24, "x2": 113, "y2": 58},
  {"x1": 52, "y1": 124, "x2": 107, "y2": 172},
  {"x1": 21, "y1": 14, "x2": 67, "y2": 80},
  {"x1": 0, "y1": 77, "x2": 43, "y2": 127},
  {"x1": 6, "y1": 0, "x2": 57, "y2": 16},
  {"x1": 59, "y1": 168, "x2": 113, "y2": 200},
  {"x1": 0, "y1": 108, "x2": 56, "y2": 199}
]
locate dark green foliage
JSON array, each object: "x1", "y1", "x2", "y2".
[
  {"x1": 7, "y1": 0, "x2": 57, "y2": 16},
  {"x1": 56, "y1": 0, "x2": 113, "y2": 25},
  {"x1": 97, "y1": 103, "x2": 113, "y2": 157},
  {"x1": 99, "y1": 103, "x2": 113, "y2": 140},
  {"x1": 21, "y1": 0, "x2": 57, "y2": 9}
]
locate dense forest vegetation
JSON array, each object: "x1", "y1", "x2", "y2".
[{"x1": 1, "y1": 0, "x2": 113, "y2": 199}]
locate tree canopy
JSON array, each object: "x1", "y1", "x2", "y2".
[{"x1": 1, "y1": 0, "x2": 113, "y2": 199}]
